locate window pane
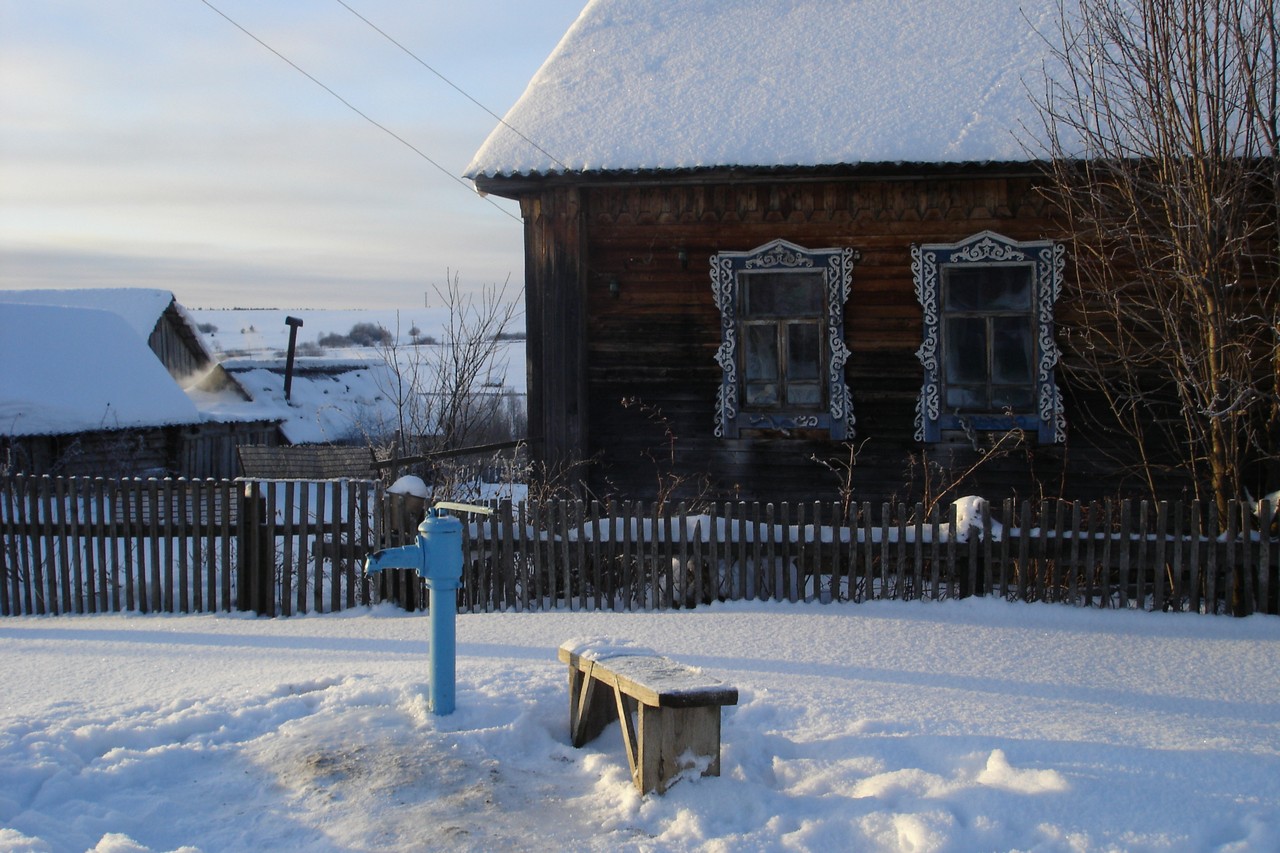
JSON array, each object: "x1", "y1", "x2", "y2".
[
  {"x1": 743, "y1": 271, "x2": 824, "y2": 316},
  {"x1": 992, "y1": 386, "x2": 1034, "y2": 410},
  {"x1": 944, "y1": 317, "x2": 987, "y2": 384},
  {"x1": 991, "y1": 317, "x2": 1033, "y2": 384},
  {"x1": 787, "y1": 322, "x2": 821, "y2": 380},
  {"x1": 946, "y1": 386, "x2": 985, "y2": 410},
  {"x1": 746, "y1": 383, "x2": 779, "y2": 406},
  {"x1": 744, "y1": 324, "x2": 778, "y2": 382},
  {"x1": 943, "y1": 267, "x2": 984, "y2": 311},
  {"x1": 943, "y1": 266, "x2": 1032, "y2": 311},
  {"x1": 787, "y1": 382, "x2": 822, "y2": 406}
]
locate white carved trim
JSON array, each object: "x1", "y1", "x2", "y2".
[
  {"x1": 913, "y1": 231, "x2": 1065, "y2": 443},
  {"x1": 712, "y1": 239, "x2": 856, "y2": 439}
]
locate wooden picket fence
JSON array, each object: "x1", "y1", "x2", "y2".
[
  {"x1": 2, "y1": 474, "x2": 1278, "y2": 617},
  {"x1": 0, "y1": 475, "x2": 377, "y2": 617},
  {"x1": 451, "y1": 498, "x2": 1278, "y2": 616}
]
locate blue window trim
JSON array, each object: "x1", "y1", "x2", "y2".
[
  {"x1": 711, "y1": 239, "x2": 857, "y2": 440},
  {"x1": 912, "y1": 230, "x2": 1066, "y2": 444}
]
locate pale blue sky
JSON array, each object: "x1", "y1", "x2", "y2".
[{"x1": 0, "y1": 0, "x2": 585, "y2": 308}]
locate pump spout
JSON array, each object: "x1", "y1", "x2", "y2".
[{"x1": 364, "y1": 544, "x2": 423, "y2": 575}]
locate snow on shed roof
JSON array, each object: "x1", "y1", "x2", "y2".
[
  {"x1": 0, "y1": 303, "x2": 201, "y2": 437},
  {"x1": 0, "y1": 288, "x2": 178, "y2": 342},
  {"x1": 467, "y1": 0, "x2": 1065, "y2": 179}
]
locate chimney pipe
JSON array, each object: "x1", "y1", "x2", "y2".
[{"x1": 283, "y1": 316, "x2": 304, "y2": 402}]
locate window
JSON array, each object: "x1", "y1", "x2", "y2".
[
  {"x1": 913, "y1": 231, "x2": 1065, "y2": 443},
  {"x1": 712, "y1": 239, "x2": 857, "y2": 439}
]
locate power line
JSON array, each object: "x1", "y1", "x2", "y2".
[
  {"x1": 198, "y1": 0, "x2": 522, "y2": 223},
  {"x1": 334, "y1": 0, "x2": 567, "y2": 172}
]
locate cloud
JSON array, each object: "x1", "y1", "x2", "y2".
[{"x1": 0, "y1": 0, "x2": 579, "y2": 308}]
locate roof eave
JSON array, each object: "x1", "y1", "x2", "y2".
[{"x1": 471, "y1": 160, "x2": 1051, "y2": 200}]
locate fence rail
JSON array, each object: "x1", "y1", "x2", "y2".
[{"x1": 2, "y1": 475, "x2": 1277, "y2": 618}]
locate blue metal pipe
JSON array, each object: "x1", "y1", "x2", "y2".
[{"x1": 365, "y1": 503, "x2": 484, "y2": 716}]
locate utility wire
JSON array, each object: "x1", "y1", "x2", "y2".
[
  {"x1": 334, "y1": 0, "x2": 567, "y2": 172},
  {"x1": 198, "y1": 0, "x2": 522, "y2": 223}
]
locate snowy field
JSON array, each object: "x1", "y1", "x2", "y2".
[
  {"x1": 1, "y1": 599, "x2": 1278, "y2": 852},
  {"x1": 187, "y1": 307, "x2": 521, "y2": 360}
]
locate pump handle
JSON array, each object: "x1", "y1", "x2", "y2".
[{"x1": 433, "y1": 500, "x2": 494, "y2": 517}]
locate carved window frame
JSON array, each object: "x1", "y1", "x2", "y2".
[
  {"x1": 712, "y1": 239, "x2": 857, "y2": 439},
  {"x1": 912, "y1": 230, "x2": 1066, "y2": 444}
]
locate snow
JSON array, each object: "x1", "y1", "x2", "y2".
[
  {"x1": 2, "y1": 599, "x2": 1278, "y2": 852},
  {"x1": 212, "y1": 358, "x2": 407, "y2": 446},
  {"x1": 183, "y1": 308, "x2": 526, "y2": 446},
  {"x1": 0, "y1": 288, "x2": 179, "y2": 347},
  {"x1": 467, "y1": 0, "x2": 1069, "y2": 178},
  {"x1": 387, "y1": 475, "x2": 430, "y2": 500},
  {"x1": 0, "y1": 304, "x2": 201, "y2": 436}
]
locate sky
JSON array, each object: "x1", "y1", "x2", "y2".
[{"x1": 0, "y1": 0, "x2": 586, "y2": 309}]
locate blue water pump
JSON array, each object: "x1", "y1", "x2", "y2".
[{"x1": 364, "y1": 500, "x2": 491, "y2": 715}]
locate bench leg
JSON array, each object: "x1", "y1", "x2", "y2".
[
  {"x1": 637, "y1": 705, "x2": 723, "y2": 794},
  {"x1": 568, "y1": 664, "x2": 617, "y2": 747},
  {"x1": 567, "y1": 664, "x2": 727, "y2": 795}
]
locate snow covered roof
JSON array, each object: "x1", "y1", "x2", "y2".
[
  {"x1": 0, "y1": 287, "x2": 216, "y2": 370},
  {"x1": 0, "y1": 303, "x2": 202, "y2": 437},
  {"x1": 0, "y1": 288, "x2": 179, "y2": 342},
  {"x1": 467, "y1": 0, "x2": 1065, "y2": 179},
  {"x1": 215, "y1": 358, "x2": 404, "y2": 446}
]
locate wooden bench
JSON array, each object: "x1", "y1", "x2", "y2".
[{"x1": 558, "y1": 641, "x2": 738, "y2": 794}]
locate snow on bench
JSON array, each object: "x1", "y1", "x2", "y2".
[{"x1": 558, "y1": 639, "x2": 738, "y2": 794}]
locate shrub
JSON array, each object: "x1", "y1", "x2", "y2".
[{"x1": 347, "y1": 322, "x2": 392, "y2": 347}]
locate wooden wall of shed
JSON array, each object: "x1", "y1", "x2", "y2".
[
  {"x1": 179, "y1": 422, "x2": 279, "y2": 479},
  {"x1": 4, "y1": 430, "x2": 176, "y2": 478},
  {"x1": 3, "y1": 422, "x2": 278, "y2": 479},
  {"x1": 521, "y1": 172, "x2": 1167, "y2": 505},
  {"x1": 148, "y1": 303, "x2": 213, "y2": 381}
]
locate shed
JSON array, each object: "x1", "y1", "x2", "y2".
[{"x1": 0, "y1": 303, "x2": 275, "y2": 478}]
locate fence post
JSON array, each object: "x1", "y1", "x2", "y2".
[{"x1": 237, "y1": 481, "x2": 274, "y2": 615}]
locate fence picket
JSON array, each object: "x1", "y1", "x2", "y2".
[
  {"x1": 1136, "y1": 500, "x2": 1150, "y2": 610},
  {"x1": 39, "y1": 476, "x2": 55, "y2": 614},
  {"x1": 945, "y1": 502, "x2": 958, "y2": 602},
  {"x1": 91, "y1": 478, "x2": 106, "y2": 612},
  {"x1": 1116, "y1": 500, "x2": 1131, "y2": 609},
  {"x1": 1226, "y1": 501, "x2": 1240, "y2": 616},
  {"x1": 64, "y1": 478, "x2": 82, "y2": 613},
  {"x1": 1169, "y1": 500, "x2": 1185, "y2": 611},
  {"x1": 1239, "y1": 499, "x2": 1255, "y2": 616},
  {"x1": 1154, "y1": 501, "x2": 1168, "y2": 612},
  {"x1": 1052, "y1": 501, "x2": 1067, "y2": 604},
  {"x1": 1260, "y1": 500, "x2": 1273, "y2": 616}
]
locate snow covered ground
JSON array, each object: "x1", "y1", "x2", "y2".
[{"x1": 1, "y1": 599, "x2": 1277, "y2": 852}]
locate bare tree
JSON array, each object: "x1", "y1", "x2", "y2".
[
  {"x1": 371, "y1": 273, "x2": 524, "y2": 473},
  {"x1": 428, "y1": 274, "x2": 523, "y2": 452},
  {"x1": 1032, "y1": 0, "x2": 1279, "y2": 516}
]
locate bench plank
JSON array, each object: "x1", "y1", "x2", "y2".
[{"x1": 558, "y1": 647, "x2": 738, "y2": 707}]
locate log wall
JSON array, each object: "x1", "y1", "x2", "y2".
[{"x1": 519, "y1": 169, "x2": 1156, "y2": 504}]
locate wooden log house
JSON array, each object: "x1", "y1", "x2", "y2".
[{"x1": 466, "y1": 0, "x2": 1252, "y2": 505}]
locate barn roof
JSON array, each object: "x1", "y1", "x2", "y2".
[
  {"x1": 0, "y1": 303, "x2": 202, "y2": 437},
  {"x1": 0, "y1": 288, "x2": 180, "y2": 342},
  {"x1": 467, "y1": 0, "x2": 1066, "y2": 180}
]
